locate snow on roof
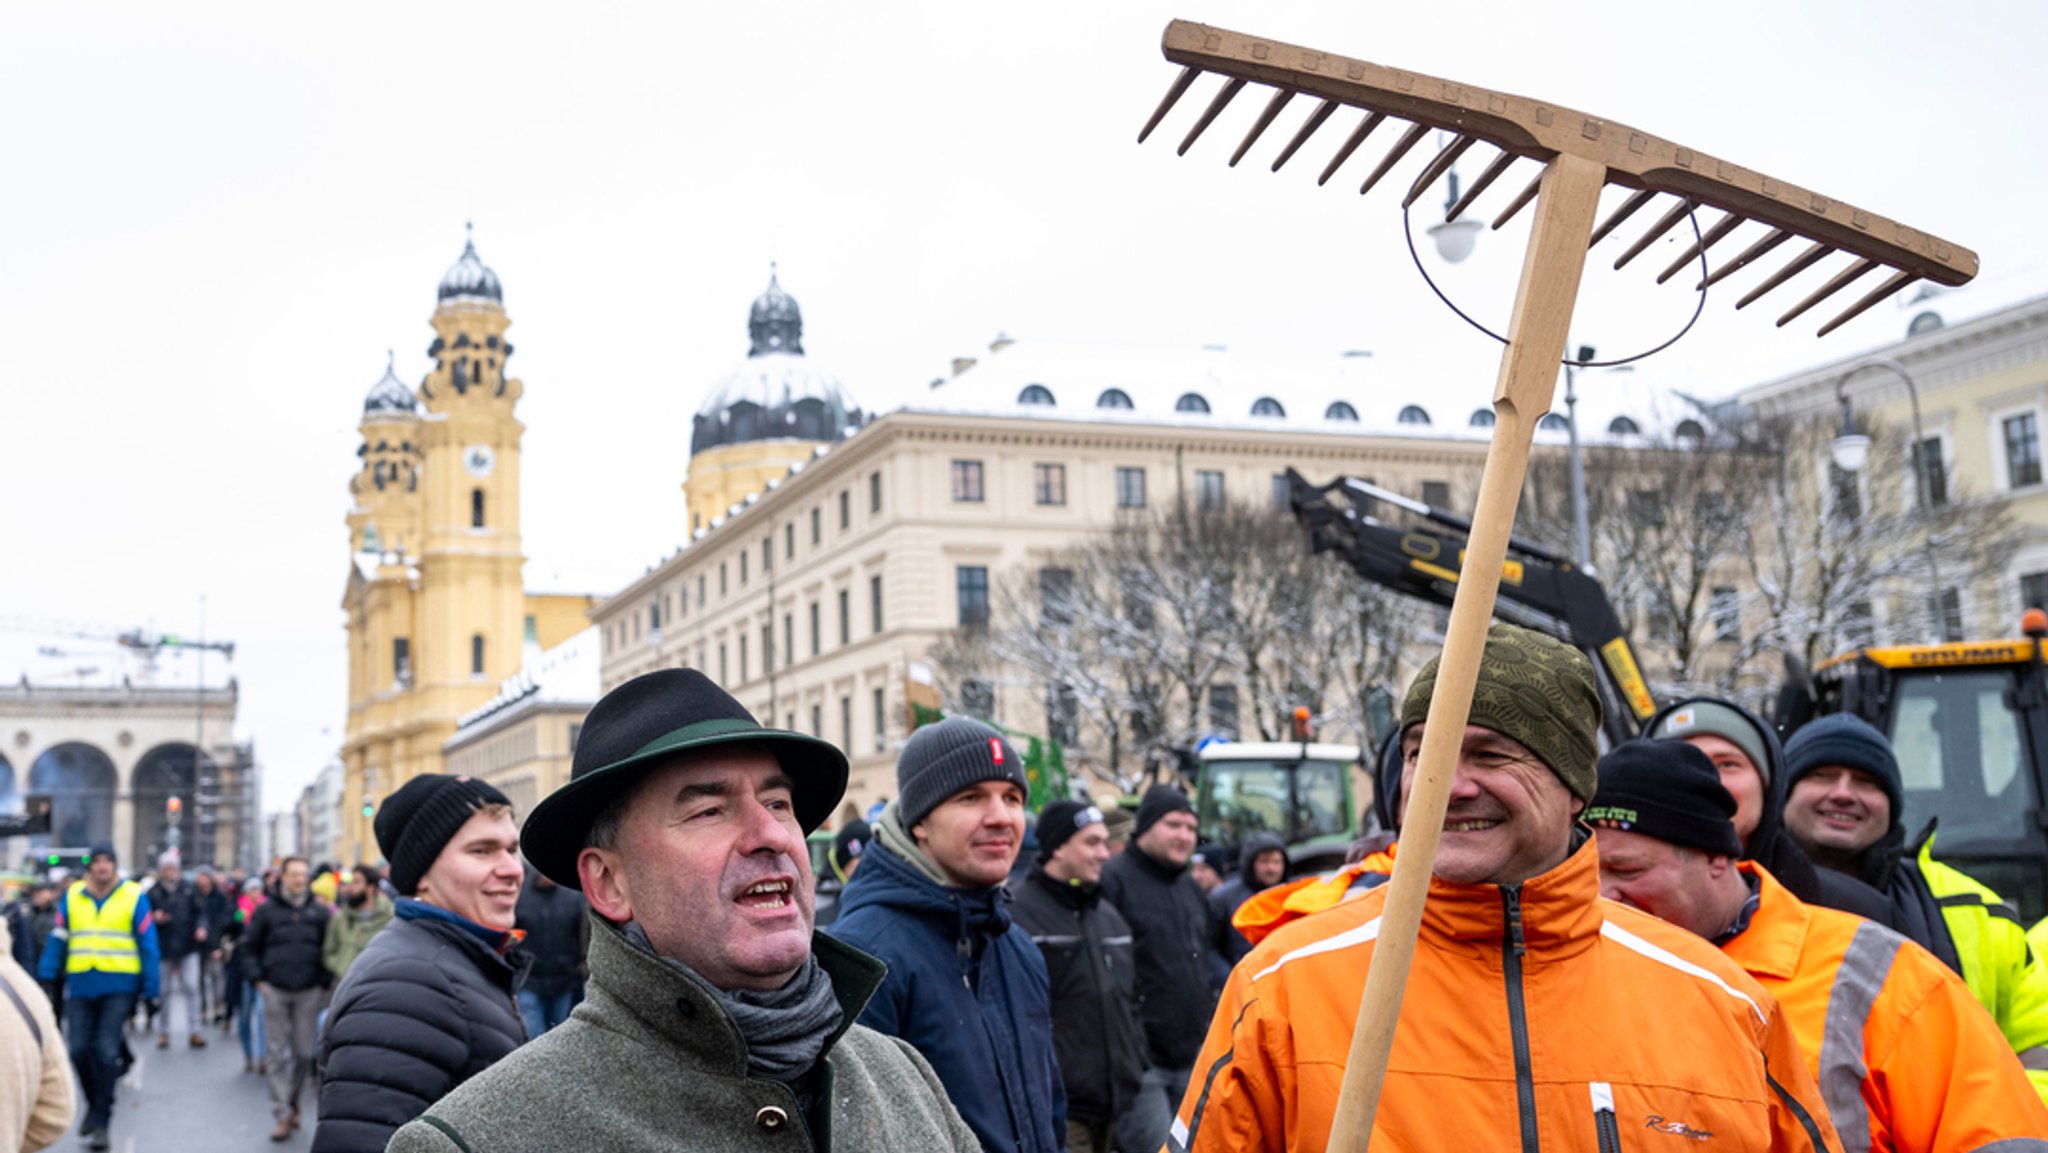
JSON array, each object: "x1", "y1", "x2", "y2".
[
  {"x1": 453, "y1": 626, "x2": 601, "y2": 736},
  {"x1": 0, "y1": 628, "x2": 237, "y2": 692}
]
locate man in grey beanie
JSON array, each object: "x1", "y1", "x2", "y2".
[{"x1": 828, "y1": 717, "x2": 1066, "y2": 1153}]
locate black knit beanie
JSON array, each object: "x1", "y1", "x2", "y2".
[
  {"x1": 1132, "y1": 783, "x2": 1195, "y2": 842},
  {"x1": 1586, "y1": 740, "x2": 1743, "y2": 857},
  {"x1": 1781, "y1": 714, "x2": 1904, "y2": 817},
  {"x1": 375, "y1": 774, "x2": 512, "y2": 896},
  {"x1": 897, "y1": 717, "x2": 1028, "y2": 829},
  {"x1": 830, "y1": 819, "x2": 871, "y2": 877},
  {"x1": 1036, "y1": 799, "x2": 1106, "y2": 862}
]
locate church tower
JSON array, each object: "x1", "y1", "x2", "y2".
[{"x1": 684, "y1": 266, "x2": 863, "y2": 535}]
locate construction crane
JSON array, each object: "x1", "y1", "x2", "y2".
[{"x1": 2, "y1": 617, "x2": 235, "y2": 685}]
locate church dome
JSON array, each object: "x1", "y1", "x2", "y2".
[
  {"x1": 437, "y1": 226, "x2": 503, "y2": 304},
  {"x1": 692, "y1": 267, "x2": 861, "y2": 455},
  {"x1": 363, "y1": 352, "x2": 417, "y2": 416}
]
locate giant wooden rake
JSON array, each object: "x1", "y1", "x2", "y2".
[{"x1": 1138, "y1": 20, "x2": 1976, "y2": 1151}]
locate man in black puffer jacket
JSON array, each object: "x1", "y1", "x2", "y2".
[
  {"x1": 510, "y1": 866, "x2": 586, "y2": 1037},
  {"x1": 1206, "y1": 832, "x2": 1287, "y2": 970},
  {"x1": 243, "y1": 856, "x2": 331, "y2": 1139},
  {"x1": 1099, "y1": 783, "x2": 1214, "y2": 1153},
  {"x1": 314, "y1": 775, "x2": 529, "y2": 1153}
]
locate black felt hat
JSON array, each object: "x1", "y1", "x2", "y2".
[{"x1": 521, "y1": 669, "x2": 848, "y2": 889}]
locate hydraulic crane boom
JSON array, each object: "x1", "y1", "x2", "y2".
[{"x1": 1286, "y1": 468, "x2": 1656, "y2": 746}]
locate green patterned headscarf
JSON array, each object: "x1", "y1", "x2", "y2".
[{"x1": 1398, "y1": 622, "x2": 1602, "y2": 801}]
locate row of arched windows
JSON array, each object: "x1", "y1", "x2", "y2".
[{"x1": 1013, "y1": 383, "x2": 1688, "y2": 438}]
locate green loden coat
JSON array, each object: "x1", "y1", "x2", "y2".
[{"x1": 387, "y1": 914, "x2": 980, "y2": 1153}]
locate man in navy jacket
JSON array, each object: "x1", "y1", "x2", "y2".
[{"x1": 829, "y1": 718, "x2": 1065, "y2": 1153}]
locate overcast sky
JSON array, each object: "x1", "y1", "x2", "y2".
[{"x1": 4, "y1": 1, "x2": 2043, "y2": 812}]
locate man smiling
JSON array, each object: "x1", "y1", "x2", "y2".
[
  {"x1": 829, "y1": 717, "x2": 1064, "y2": 1153},
  {"x1": 388, "y1": 669, "x2": 977, "y2": 1152}
]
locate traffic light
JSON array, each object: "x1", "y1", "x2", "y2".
[
  {"x1": 362, "y1": 797, "x2": 376, "y2": 819},
  {"x1": 166, "y1": 795, "x2": 183, "y2": 817}
]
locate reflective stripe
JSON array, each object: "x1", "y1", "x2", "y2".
[
  {"x1": 1817, "y1": 920, "x2": 1901, "y2": 1153},
  {"x1": 1180, "y1": 997, "x2": 1257, "y2": 1152},
  {"x1": 1167, "y1": 1116, "x2": 1189, "y2": 1153},
  {"x1": 1599, "y1": 921, "x2": 1765, "y2": 1023},
  {"x1": 1030, "y1": 935, "x2": 1081, "y2": 947},
  {"x1": 2019, "y1": 1047, "x2": 2048, "y2": 1073},
  {"x1": 1251, "y1": 916, "x2": 1382, "y2": 983},
  {"x1": 1968, "y1": 1142, "x2": 2048, "y2": 1153},
  {"x1": 1588, "y1": 1081, "x2": 1614, "y2": 1112}
]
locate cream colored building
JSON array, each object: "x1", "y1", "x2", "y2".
[
  {"x1": 444, "y1": 627, "x2": 599, "y2": 820},
  {"x1": 1738, "y1": 290, "x2": 2048, "y2": 641},
  {"x1": 335, "y1": 232, "x2": 594, "y2": 866}
]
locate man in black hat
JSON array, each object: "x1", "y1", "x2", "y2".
[
  {"x1": 387, "y1": 669, "x2": 978, "y2": 1153},
  {"x1": 1100, "y1": 783, "x2": 1212, "y2": 1153},
  {"x1": 1011, "y1": 799, "x2": 1145, "y2": 1153},
  {"x1": 314, "y1": 775, "x2": 527, "y2": 1150},
  {"x1": 829, "y1": 716, "x2": 1065, "y2": 1153}
]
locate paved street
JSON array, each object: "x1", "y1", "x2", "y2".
[{"x1": 44, "y1": 1014, "x2": 319, "y2": 1153}]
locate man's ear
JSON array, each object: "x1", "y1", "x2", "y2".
[
  {"x1": 578, "y1": 847, "x2": 633, "y2": 923},
  {"x1": 1569, "y1": 795, "x2": 1587, "y2": 818}
]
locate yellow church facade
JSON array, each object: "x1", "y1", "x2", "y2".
[{"x1": 336, "y1": 233, "x2": 590, "y2": 866}]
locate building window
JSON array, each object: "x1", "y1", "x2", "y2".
[
  {"x1": 958, "y1": 566, "x2": 990, "y2": 627},
  {"x1": 2022, "y1": 572, "x2": 2048, "y2": 613},
  {"x1": 811, "y1": 704, "x2": 823, "y2": 737},
  {"x1": 568, "y1": 723, "x2": 581, "y2": 752},
  {"x1": 1608, "y1": 415, "x2": 1640, "y2": 435},
  {"x1": 1398, "y1": 405, "x2": 1432, "y2": 425},
  {"x1": 811, "y1": 507, "x2": 821, "y2": 545},
  {"x1": 1250, "y1": 396, "x2": 1286, "y2": 418},
  {"x1": 1711, "y1": 587, "x2": 1740, "y2": 641},
  {"x1": 698, "y1": 574, "x2": 707, "y2": 606},
  {"x1": 1538, "y1": 413, "x2": 1570, "y2": 432},
  {"x1": 839, "y1": 489, "x2": 851, "y2": 529},
  {"x1": 1674, "y1": 418, "x2": 1707, "y2": 443},
  {"x1": 838, "y1": 589, "x2": 851, "y2": 646},
  {"x1": 739, "y1": 635, "x2": 749, "y2": 682},
  {"x1": 471, "y1": 634, "x2": 486, "y2": 675},
  {"x1": 471, "y1": 488, "x2": 486, "y2": 528},
  {"x1": 649, "y1": 600, "x2": 661, "y2": 633},
  {"x1": 1176, "y1": 392, "x2": 1211, "y2": 414},
  {"x1": 393, "y1": 637, "x2": 412, "y2": 687},
  {"x1": 1097, "y1": 388, "x2": 1134, "y2": 409},
  {"x1": 718, "y1": 643, "x2": 728, "y2": 683},
  {"x1": 762, "y1": 625, "x2": 773, "y2": 675},
  {"x1": 870, "y1": 471, "x2": 882, "y2": 514},
  {"x1": 951, "y1": 460, "x2": 986, "y2": 502},
  {"x1": 809, "y1": 602, "x2": 821, "y2": 656},
  {"x1": 1911, "y1": 438, "x2": 1948, "y2": 507},
  {"x1": 1421, "y1": 481, "x2": 1451, "y2": 509},
  {"x1": 524, "y1": 614, "x2": 538, "y2": 644},
  {"x1": 1115, "y1": 467, "x2": 1146, "y2": 509},
  {"x1": 873, "y1": 688, "x2": 887, "y2": 754},
  {"x1": 962, "y1": 678, "x2": 995, "y2": 721},
  {"x1": 1018, "y1": 384, "x2": 1056, "y2": 406},
  {"x1": 763, "y1": 537, "x2": 773, "y2": 574},
  {"x1": 840, "y1": 695, "x2": 853, "y2": 752},
  {"x1": 1325, "y1": 401, "x2": 1359, "y2": 421},
  {"x1": 783, "y1": 613, "x2": 793, "y2": 667},
  {"x1": 2007, "y1": 413, "x2": 2043, "y2": 488},
  {"x1": 871, "y1": 575, "x2": 884, "y2": 634},
  {"x1": 785, "y1": 522, "x2": 795, "y2": 559},
  {"x1": 1045, "y1": 682, "x2": 1080, "y2": 746},
  {"x1": 1209, "y1": 682, "x2": 1238, "y2": 738},
  {"x1": 720, "y1": 563, "x2": 728, "y2": 596},
  {"x1": 1195, "y1": 470, "x2": 1225, "y2": 510},
  {"x1": 1034, "y1": 463, "x2": 1067, "y2": 506},
  {"x1": 740, "y1": 551, "x2": 749, "y2": 585},
  {"x1": 1930, "y1": 588, "x2": 1965, "y2": 642},
  {"x1": 1469, "y1": 408, "x2": 1496, "y2": 428},
  {"x1": 1271, "y1": 473, "x2": 1290, "y2": 507},
  {"x1": 1040, "y1": 567, "x2": 1074, "y2": 627}
]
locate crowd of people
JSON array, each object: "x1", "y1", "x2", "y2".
[{"x1": 3, "y1": 625, "x2": 2046, "y2": 1151}]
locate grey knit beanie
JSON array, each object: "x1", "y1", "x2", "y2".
[{"x1": 897, "y1": 717, "x2": 1028, "y2": 829}]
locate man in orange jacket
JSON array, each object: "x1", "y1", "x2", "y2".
[
  {"x1": 1171, "y1": 623, "x2": 1838, "y2": 1153},
  {"x1": 1590, "y1": 740, "x2": 2047, "y2": 1152}
]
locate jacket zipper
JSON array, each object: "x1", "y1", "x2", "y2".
[
  {"x1": 1590, "y1": 1081, "x2": 1622, "y2": 1153},
  {"x1": 1501, "y1": 885, "x2": 1539, "y2": 1153}
]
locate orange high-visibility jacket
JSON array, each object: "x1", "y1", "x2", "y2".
[
  {"x1": 1722, "y1": 864, "x2": 2048, "y2": 1152},
  {"x1": 1171, "y1": 842, "x2": 1839, "y2": 1153},
  {"x1": 1231, "y1": 849, "x2": 1396, "y2": 948}
]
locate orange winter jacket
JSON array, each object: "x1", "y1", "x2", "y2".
[
  {"x1": 1232, "y1": 849, "x2": 1396, "y2": 948},
  {"x1": 1721, "y1": 864, "x2": 2048, "y2": 1152},
  {"x1": 1172, "y1": 841, "x2": 1839, "y2": 1153}
]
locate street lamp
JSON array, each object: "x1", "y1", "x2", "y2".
[
  {"x1": 1564, "y1": 345, "x2": 1596, "y2": 572},
  {"x1": 1830, "y1": 356, "x2": 1947, "y2": 640},
  {"x1": 1427, "y1": 147, "x2": 1482, "y2": 264}
]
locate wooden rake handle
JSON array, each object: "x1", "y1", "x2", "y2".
[{"x1": 1324, "y1": 152, "x2": 1607, "y2": 1151}]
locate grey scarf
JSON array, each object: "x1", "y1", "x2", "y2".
[{"x1": 622, "y1": 922, "x2": 843, "y2": 1083}]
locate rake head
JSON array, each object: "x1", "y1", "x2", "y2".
[{"x1": 1139, "y1": 21, "x2": 1978, "y2": 337}]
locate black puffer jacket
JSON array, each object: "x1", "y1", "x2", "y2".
[
  {"x1": 313, "y1": 900, "x2": 530, "y2": 1153},
  {"x1": 242, "y1": 892, "x2": 332, "y2": 991},
  {"x1": 511, "y1": 879, "x2": 587, "y2": 1000},
  {"x1": 152, "y1": 881, "x2": 203, "y2": 959},
  {"x1": 1010, "y1": 864, "x2": 1146, "y2": 1127},
  {"x1": 1100, "y1": 844, "x2": 1215, "y2": 1069},
  {"x1": 1208, "y1": 832, "x2": 1289, "y2": 967}
]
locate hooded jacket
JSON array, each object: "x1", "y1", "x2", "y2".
[
  {"x1": 1009, "y1": 863, "x2": 1145, "y2": 1128},
  {"x1": 388, "y1": 916, "x2": 981, "y2": 1153},
  {"x1": 1720, "y1": 864, "x2": 2048, "y2": 1151},
  {"x1": 1101, "y1": 840, "x2": 1215, "y2": 1069},
  {"x1": 1208, "y1": 833, "x2": 1288, "y2": 968},
  {"x1": 1171, "y1": 840, "x2": 1839, "y2": 1153},
  {"x1": 825, "y1": 806, "x2": 1064, "y2": 1153},
  {"x1": 1647, "y1": 697, "x2": 1897, "y2": 928},
  {"x1": 321, "y1": 890, "x2": 393, "y2": 983},
  {"x1": 314, "y1": 900, "x2": 530, "y2": 1153}
]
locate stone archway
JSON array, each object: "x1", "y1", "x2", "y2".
[
  {"x1": 0, "y1": 753, "x2": 15, "y2": 812},
  {"x1": 28, "y1": 743, "x2": 115, "y2": 852},
  {"x1": 133, "y1": 743, "x2": 211, "y2": 866}
]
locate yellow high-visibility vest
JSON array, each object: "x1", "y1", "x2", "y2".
[{"x1": 63, "y1": 881, "x2": 142, "y2": 976}]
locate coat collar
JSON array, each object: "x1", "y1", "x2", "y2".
[
  {"x1": 583, "y1": 912, "x2": 885, "y2": 1077},
  {"x1": 1719, "y1": 863, "x2": 1808, "y2": 980},
  {"x1": 1416, "y1": 834, "x2": 1603, "y2": 958}
]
